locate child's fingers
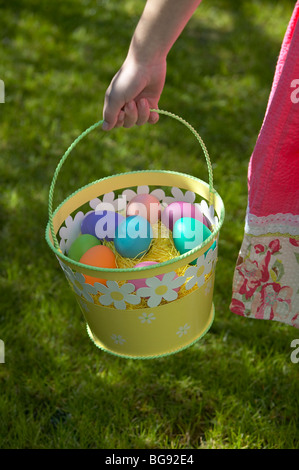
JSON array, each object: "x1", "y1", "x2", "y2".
[
  {"x1": 102, "y1": 101, "x2": 120, "y2": 130},
  {"x1": 102, "y1": 83, "x2": 125, "y2": 130},
  {"x1": 148, "y1": 109, "x2": 160, "y2": 125},
  {"x1": 115, "y1": 109, "x2": 125, "y2": 128},
  {"x1": 136, "y1": 98, "x2": 150, "y2": 125},
  {"x1": 103, "y1": 95, "x2": 159, "y2": 130},
  {"x1": 123, "y1": 101, "x2": 138, "y2": 128}
]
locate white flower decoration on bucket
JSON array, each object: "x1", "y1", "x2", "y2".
[
  {"x1": 176, "y1": 323, "x2": 190, "y2": 338},
  {"x1": 197, "y1": 199, "x2": 218, "y2": 228},
  {"x1": 59, "y1": 211, "x2": 85, "y2": 254},
  {"x1": 121, "y1": 185, "x2": 165, "y2": 203},
  {"x1": 136, "y1": 271, "x2": 186, "y2": 308},
  {"x1": 90, "y1": 191, "x2": 126, "y2": 213},
  {"x1": 163, "y1": 187, "x2": 196, "y2": 205},
  {"x1": 184, "y1": 246, "x2": 218, "y2": 291},
  {"x1": 139, "y1": 312, "x2": 156, "y2": 324},
  {"x1": 111, "y1": 334, "x2": 126, "y2": 345},
  {"x1": 95, "y1": 280, "x2": 141, "y2": 310},
  {"x1": 58, "y1": 260, "x2": 98, "y2": 302}
]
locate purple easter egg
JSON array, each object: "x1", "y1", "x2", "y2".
[
  {"x1": 161, "y1": 201, "x2": 209, "y2": 231},
  {"x1": 81, "y1": 210, "x2": 125, "y2": 241}
]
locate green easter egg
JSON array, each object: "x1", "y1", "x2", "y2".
[
  {"x1": 68, "y1": 234, "x2": 100, "y2": 262},
  {"x1": 173, "y1": 217, "x2": 214, "y2": 265}
]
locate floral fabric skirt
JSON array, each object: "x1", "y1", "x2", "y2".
[{"x1": 230, "y1": 2, "x2": 299, "y2": 328}]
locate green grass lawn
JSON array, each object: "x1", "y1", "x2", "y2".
[{"x1": 1, "y1": 0, "x2": 298, "y2": 449}]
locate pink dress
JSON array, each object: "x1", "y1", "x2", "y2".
[{"x1": 230, "y1": 2, "x2": 299, "y2": 328}]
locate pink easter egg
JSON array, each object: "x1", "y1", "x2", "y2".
[
  {"x1": 126, "y1": 193, "x2": 161, "y2": 224},
  {"x1": 161, "y1": 201, "x2": 209, "y2": 231},
  {"x1": 129, "y1": 261, "x2": 162, "y2": 291}
]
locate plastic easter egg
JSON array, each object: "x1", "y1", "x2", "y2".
[
  {"x1": 114, "y1": 216, "x2": 153, "y2": 259},
  {"x1": 173, "y1": 217, "x2": 215, "y2": 265},
  {"x1": 81, "y1": 210, "x2": 125, "y2": 241},
  {"x1": 79, "y1": 245, "x2": 117, "y2": 286},
  {"x1": 126, "y1": 194, "x2": 161, "y2": 224},
  {"x1": 129, "y1": 261, "x2": 161, "y2": 291},
  {"x1": 67, "y1": 234, "x2": 100, "y2": 262},
  {"x1": 161, "y1": 201, "x2": 208, "y2": 231}
]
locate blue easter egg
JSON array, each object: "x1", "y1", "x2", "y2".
[
  {"x1": 173, "y1": 217, "x2": 216, "y2": 265},
  {"x1": 81, "y1": 210, "x2": 125, "y2": 241},
  {"x1": 114, "y1": 216, "x2": 153, "y2": 258}
]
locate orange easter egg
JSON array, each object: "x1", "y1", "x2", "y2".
[{"x1": 79, "y1": 245, "x2": 116, "y2": 286}]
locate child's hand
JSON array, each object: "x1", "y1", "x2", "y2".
[{"x1": 102, "y1": 55, "x2": 167, "y2": 130}]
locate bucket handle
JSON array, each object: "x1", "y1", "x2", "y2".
[{"x1": 48, "y1": 109, "x2": 215, "y2": 250}]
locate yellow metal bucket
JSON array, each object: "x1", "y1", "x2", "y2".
[{"x1": 45, "y1": 110, "x2": 225, "y2": 359}]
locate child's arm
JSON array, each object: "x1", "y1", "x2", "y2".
[{"x1": 102, "y1": 0, "x2": 202, "y2": 130}]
